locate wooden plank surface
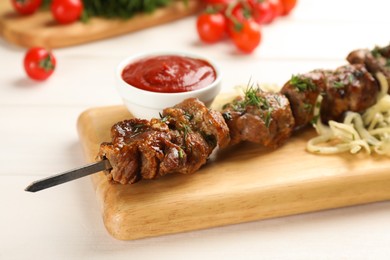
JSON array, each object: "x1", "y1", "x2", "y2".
[
  {"x1": 0, "y1": 0, "x2": 202, "y2": 49},
  {"x1": 77, "y1": 98, "x2": 390, "y2": 240}
]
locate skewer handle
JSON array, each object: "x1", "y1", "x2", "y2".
[{"x1": 25, "y1": 159, "x2": 111, "y2": 192}]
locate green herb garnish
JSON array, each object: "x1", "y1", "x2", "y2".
[
  {"x1": 303, "y1": 103, "x2": 312, "y2": 111},
  {"x1": 332, "y1": 81, "x2": 345, "y2": 88},
  {"x1": 371, "y1": 47, "x2": 382, "y2": 58},
  {"x1": 178, "y1": 149, "x2": 184, "y2": 159},
  {"x1": 183, "y1": 111, "x2": 194, "y2": 121},
  {"x1": 264, "y1": 109, "x2": 273, "y2": 128},
  {"x1": 243, "y1": 86, "x2": 270, "y2": 109},
  {"x1": 290, "y1": 75, "x2": 317, "y2": 92},
  {"x1": 159, "y1": 113, "x2": 170, "y2": 123},
  {"x1": 311, "y1": 115, "x2": 320, "y2": 125},
  {"x1": 348, "y1": 74, "x2": 355, "y2": 84}
]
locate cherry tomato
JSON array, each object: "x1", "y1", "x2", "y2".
[
  {"x1": 280, "y1": 0, "x2": 297, "y2": 15},
  {"x1": 230, "y1": 1, "x2": 253, "y2": 22},
  {"x1": 248, "y1": 0, "x2": 274, "y2": 24},
  {"x1": 230, "y1": 20, "x2": 261, "y2": 53},
  {"x1": 226, "y1": 1, "x2": 254, "y2": 36},
  {"x1": 11, "y1": 0, "x2": 42, "y2": 15},
  {"x1": 196, "y1": 11, "x2": 227, "y2": 43},
  {"x1": 50, "y1": 0, "x2": 83, "y2": 24},
  {"x1": 202, "y1": 0, "x2": 234, "y2": 4},
  {"x1": 269, "y1": 0, "x2": 283, "y2": 17},
  {"x1": 24, "y1": 47, "x2": 56, "y2": 81}
]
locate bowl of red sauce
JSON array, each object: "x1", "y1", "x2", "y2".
[{"x1": 116, "y1": 51, "x2": 222, "y2": 119}]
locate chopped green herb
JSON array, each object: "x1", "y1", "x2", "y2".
[
  {"x1": 273, "y1": 95, "x2": 281, "y2": 106},
  {"x1": 180, "y1": 123, "x2": 191, "y2": 139},
  {"x1": 386, "y1": 59, "x2": 390, "y2": 67},
  {"x1": 183, "y1": 111, "x2": 193, "y2": 121},
  {"x1": 311, "y1": 115, "x2": 319, "y2": 125},
  {"x1": 348, "y1": 74, "x2": 355, "y2": 84},
  {"x1": 290, "y1": 75, "x2": 317, "y2": 92},
  {"x1": 332, "y1": 81, "x2": 345, "y2": 88},
  {"x1": 303, "y1": 103, "x2": 312, "y2": 111},
  {"x1": 178, "y1": 149, "x2": 184, "y2": 159},
  {"x1": 264, "y1": 109, "x2": 272, "y2": 128},
  {"x1": 129, "y1": 124, "x2": 146, "y2": 137},
  {"x1": 371, "y1": 47, "x2": 382, "y2": 58},
  {"x1": 244, "y1": 87, "x2": 270, "y2": 109},
  {"x1": 227, "y1": 86, "x2": 270, "y2": 112},
  {"x1": 159, "y1": 113, "x2": 170, "y2": 123}
]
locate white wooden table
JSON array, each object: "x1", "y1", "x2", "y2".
[{"x1": 1, "y1": 0, "x2": 390, "y2": 258}]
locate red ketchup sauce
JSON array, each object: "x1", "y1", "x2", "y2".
[{"x1": 121, "y1": 55, "x2": 216, "y2": 93}]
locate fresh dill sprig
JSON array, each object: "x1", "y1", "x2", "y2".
[
  {"x1": 332, "y1": 81, "x2": 345, "y2": 88},
  {"x1": 371, "y1": 46, "x2": 382, "y2": 58},
  {"x1": 159, "y1": 113, "x2": 170, "y2": 123},
  {"x1": 242, "y1": 86, "x2": 270, "y2": 109},
  {"x1": 264, "y1": 109, "x2": 273, "y2": 128},
  {"x1": 290, "y1": 75, "x2": 317, "y2": 92}
]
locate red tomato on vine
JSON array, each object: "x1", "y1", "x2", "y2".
[
  {"x1": 247, "y1": 0, "x2": 274, "y2": 24},
  {"x1": 11, "y1": 0, "x2": 42, "y2": 15},
  {"x1": 196, "y1": 11, "x2": 227, "y2": 43},
  {"x1": 24, "y1": 47, "x2": 56, "y2": 81},
  {"x1": 280, "y1": 0, "x2": 297, "y2": 15},
  {"x1": 230, "y1": 20, "x2": 261, "y2": 53},
  {"x1": 50, "y1": 0, "x2": 84, "y2": 24}
]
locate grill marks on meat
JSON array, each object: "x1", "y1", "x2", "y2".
[
  {"x1": 221, "y1": 90, "x2": 295, "y2": 148},
  {"x1": 280, "y1": 64, "x2": 379, "y2": 128},
  {"x1": 281, "y1": 70, "x2": 328, "y2": 129},
  {"x1": 347, "y1": 44, "x2": 390, "y2": 93},
  {"x1": 321, "y1": 64, "x2": 378, "y2": 122},
  {"x1": 97, "y1": 98, "x2": 230, "y2": 184},
  {"x1": 172, "y1": 98, "x2": 231, "y2": 149}
]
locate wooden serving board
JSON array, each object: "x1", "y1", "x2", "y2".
[
  {"x1": 77, "y1": 100, "x2": 390, "y2": 240},
  {"x1": 0, "y1": 0, "x2": 202, "y2": 49}
]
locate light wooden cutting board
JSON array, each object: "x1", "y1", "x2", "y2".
[
  {"x1": 0, "y1": 0, "x2": 202, "y2": 49},
  {"x1": 77, "y1": 97, "x2": 390, "y2": 240}
]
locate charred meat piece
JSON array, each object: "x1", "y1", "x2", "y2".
[
  {"x1": 320, "y1": 64, "x2": 379, "y2": 122},
  {"x1": 281, "y1": 70, "x2": 329, "y2": 129},
  {"x1": 221, "y1": 88, "x2": 295, "y2": 148},
  {"x1": 170, "y1": 97, "x2": 231, "y2": 149},
  {"x1": 97, "y1": 98, "x2": 230, "y2": 184},
  {"x1": 98, "y1": 119, "x2": 161, "y2": 184},
  {"x1": 281, "y1": 64, "x2": 379, "y2": 126},
  {"x1": 347, "y1": 44, "x2": 390, "y2": 92}
]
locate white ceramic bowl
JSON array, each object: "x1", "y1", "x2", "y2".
[{"x1": 116, "y1": 51, "x2": 222, "y2": 119}]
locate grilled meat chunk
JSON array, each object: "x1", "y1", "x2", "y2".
[
  {"x1": 281, "y1": 65, "x2": 379, "y2": 126},
  {"x1": 347, "y1": 44, "x2": 390, "y2": 93},
  {"x1": 98, "y1": 98, "x2": 230, "y2": 184},
  {"x1": 98, "y1": 118, "x2": 178, "y2": 184},
  {"x1": 320, "y1": 64, "x2": 379, "y2": 122},
  {"x1": 221, "y1": 89, "x2": 295, "y2": 148},
  {"x1": 170, "y1": 97, "x2": 231, "y2": 148},
  {"x1": 281, "y1": 70, "x2": 329, "y2": 129}
]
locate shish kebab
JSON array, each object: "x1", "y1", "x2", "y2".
[{"x1": 25, "y1": 43, "x2": 390, "y2": 192}]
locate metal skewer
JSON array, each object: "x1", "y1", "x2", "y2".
[{"x1": 25, "y1": 159, "x2": 111, "y2": 192}]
